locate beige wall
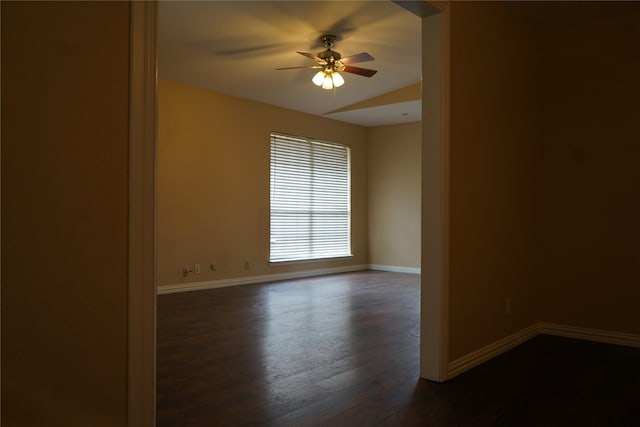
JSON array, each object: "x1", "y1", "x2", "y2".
[
  {"x1": 448, "y1": 2, "x2": 539, "y2": 360},
  {"x1": 535, "y1": 3, "x2": 640, "y2": 333},
  {"x1": 157, "y1": 80, "x2": 369, "y2": 286},
  {"x1": 367, "y1": 122, "x2": 421, "y2": 269},
  {"x1": 1, "y1": 2, "x2": 130, "y2": 425},
  {"x1": 446, "y1": 1, "x2": 640, "y2": 362}
]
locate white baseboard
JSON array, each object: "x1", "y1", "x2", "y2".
[
  {"x1": 157, "y1": 264, "x2": 369, "y2": 295},
  {"x1": 447, "y1": 322, "x2": 640, "y2": 379},
  {"x1": 538, "y1": 322, "x2": 640, "y2": 348},
  {"x1": 368, "y1": 264, "x2": 421, "y2": 274},
  {"x1": 447, "y1": 324, "x2": 539, "y2": 379}
]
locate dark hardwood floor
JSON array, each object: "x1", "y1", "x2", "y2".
[{"x1": 157, "y1": 270, "x2": 640, "y2": 426}]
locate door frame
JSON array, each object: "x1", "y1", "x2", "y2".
[
  {"x1": 128, "y1": 1, "x2": 157, "y2": 425},
  {"x1": 420, "y1": 3, "x2": 450, "y2": 382},
  {"x1": 127, "y1": 0, "x2": 450, "y2": 423}
]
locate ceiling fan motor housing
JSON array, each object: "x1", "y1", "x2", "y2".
[
  {"x1": 318, "y1": 35, "x2": 343, "y2": 71},
  {"x1": 317, "y1": 49, "x2": 341, "y2": 61}
]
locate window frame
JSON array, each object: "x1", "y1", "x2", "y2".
[{"x1": 269, "y1": 132, "x2": 353, "y2": 264}]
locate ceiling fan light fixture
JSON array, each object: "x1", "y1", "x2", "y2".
[
  {"x1": 313, "y1": 68, "x2": 345, "y2": 90},
  {"x1": 312, "y1": 70, "x2": 325, "y2": 86},
  {"x1": 321, "y1": 74, "x2": 334, "y2": 90},
  {"x1": 313, "y1": 69, "x2": 343, "y2": 90},
  {"x1": 332, "y1": 71, "x2": 345, "y2": 88}
]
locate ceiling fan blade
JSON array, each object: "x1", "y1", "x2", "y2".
[
  {"x1": 275, "y1": 65, "x2": 323, "y2": 71},
  {"x1": 297, "y1": 51, "x2": 323, "y2": 62},
  {"x1": 343, "y1": 66, "x2": 378, "y2": 77},
  {"x1": 340, "y1": 52, "x2": 375, "y2": 65}
]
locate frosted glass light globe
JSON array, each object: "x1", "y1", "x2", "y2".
[
  {"x1": 312, "y1": 71, "x2": 325, "y2": 86},
  {"x1": 322, "y1": 76, "x2": 334, "y2": 90},
  {"x1": 332, "y1": 72, "x2": 345, "y2": 87}
]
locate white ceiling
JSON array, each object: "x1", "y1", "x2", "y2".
[{"x1": 158, "y1": 1, "x2": 423, "y2": 127}]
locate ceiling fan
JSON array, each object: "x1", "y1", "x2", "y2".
[{"x1": 276, "y1": 34, "x2": 377, "y2": 90}]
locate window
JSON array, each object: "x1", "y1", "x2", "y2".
[{"x1": 270, "y1": 132, "x2": 351, "y2": 263}]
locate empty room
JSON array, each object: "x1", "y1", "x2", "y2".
[
  {"x1": 155, "y1": 1, "x2": 424, "y2": 424},
  {"x1": 153, "y1": 1, "x2": 640, "y2": 425},
  {"x1": 2, "y1": 1, "x2": 639, "y2": 426}
]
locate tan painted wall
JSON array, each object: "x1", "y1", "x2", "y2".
[
  {"x1": 157, "y1": 80, "x2": 368, "y2": 286},
  {"x1": 1, "y1": 2, "x2": 130, "y2": 425},
  {"x1": 448, "y1": 2, "x2": 539, "y2": 360},
  {"x1": 367, "y1": 122, "x2": 421, "y2": 269},
  {"x1": 446, "y1": 1, "x2": 640, "y2": 362},
  {"x1": 535, "y1": 3, "x2": 640, "y2": 334}
]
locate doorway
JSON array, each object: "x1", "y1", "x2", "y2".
[{"x1": 128, "y1": 1, "x2": 449, "y2": 423}]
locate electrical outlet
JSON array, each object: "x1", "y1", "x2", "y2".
[
  {"x1": 505, "y1": 297, "x2": 511, "y2": 315},
  {"x1": 183, "y1": 265, "x2": 194, "y2": 277},
  {"x1": 195, "y1": 264, "x2": 201, "y2": 274},
  {"x1": 210, "y1": 263, "x2": 216, "y2": 271},
  {"x1": 244, "y1": 260, "x2": 250, "y2": 270}
]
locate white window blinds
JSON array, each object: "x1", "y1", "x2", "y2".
[{"x1": 270, "y1": 133, "x2": 351, "y2": 263}]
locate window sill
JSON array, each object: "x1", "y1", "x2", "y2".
[{"x1": 269, "y1": 255, "x2": 354, "y2": 267}]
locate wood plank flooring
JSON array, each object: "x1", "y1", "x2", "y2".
[{"x1": 157, "y1": 270, "x2": 640, "y2": 426}]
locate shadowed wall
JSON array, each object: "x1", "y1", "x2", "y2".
[{"x1": 2, "y1": 2, "x2": 130, "y2": 425}]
